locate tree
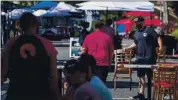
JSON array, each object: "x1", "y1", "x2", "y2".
[{"x1": 17, "y1": 1, "x2": 39, "y2": 7}]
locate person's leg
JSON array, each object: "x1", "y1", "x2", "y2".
[
  {"x1": 146, "y1": 68, "x2": 153, "y2": 100},
  {"x1": 102, "y1": 67, "x2": 109, "y2": 83},
  {"x1": 95, "y1": 66, "x2": 105, "y2": 82},
  {"x1": 95, "y1": 66, "x2": 109, "y2": 83},
  {"x1": 139, "y1": 76, "x2": 146, "y2": 95},
  {"x1": 132, "y1": 68, "x2": 146, "y2": 99}
]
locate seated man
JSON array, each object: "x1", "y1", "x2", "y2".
[
  {"x1": 63, "y1": 59, "x2": 101, "y2": 100},
  {"x1": 78, "y1": 54, "x2": 113, "y2": 100}
]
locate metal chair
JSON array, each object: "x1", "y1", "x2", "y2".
[{"x1": 113, "y1": 49, "x2": 133, "y2": 90}]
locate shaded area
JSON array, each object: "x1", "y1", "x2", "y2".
[{"x1": 106, "y1": 81, "x2": 139, "y2": 89}]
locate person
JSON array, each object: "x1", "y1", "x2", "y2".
[
  {"x1": 63, "y1": 59, "x2": 102, "y2": 100},
  {"x1": 81, "y1": 21, "x2": 114, "y2": 83},
  {"x1": 124, "y1": 16, "x2": 163, "y2": 100},
  {"x1": 79, "y1": 22, "x2": 90, "y2": 45},
  {"x1": 1, "y1": 13, "x2": 60, "y2": 100},
  {"x1": 78, "y1": 54, "x2": 113, "y2": 100},
  {"x1": 103, "y1": 19, "x2": 115, "y2": 38},
  {"x1": 162, "y1": 34, "x2": 177, "y2": 55},
  {"x1": 61, "y1": 60, "x2": 78, "y2": 100}
]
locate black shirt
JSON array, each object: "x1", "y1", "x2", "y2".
[{"x1": 134, "y1": 26, "x2": 159, "y2": 59}]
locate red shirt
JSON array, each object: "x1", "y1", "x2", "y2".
[{"x1": 82, "y1": 30, "x2": 114, "y2": 66}]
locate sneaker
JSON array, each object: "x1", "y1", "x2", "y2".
[{"x1": 130, "y1": 93, "x2": 145, "y2": 100}]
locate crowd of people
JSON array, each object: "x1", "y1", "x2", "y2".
[{"x1": 1, "y1": 11, "x2": 171, "y2": 100}]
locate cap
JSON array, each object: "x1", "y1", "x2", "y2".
[{"x1": 134, "y1": 16, "x2": 144, "y2": 22}]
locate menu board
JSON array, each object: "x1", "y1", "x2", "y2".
[{"x1": 69, "y1": 37, "x2": 81, "y2": 58}]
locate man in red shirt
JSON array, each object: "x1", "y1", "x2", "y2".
[{"x1": 81, "y1": 21, "x2": 114, "y2": 83}]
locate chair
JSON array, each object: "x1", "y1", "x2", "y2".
[
  {"x1": 113, "y1": 49, "x2": 133, "y2": 90},
  {"x1": 156, "y1": 46, "x2": 167, "y2": 63},
  {"x1": 153, "y1": 66, "x2": 177, "y2": 100},
  {"x1": 176, "y1": 67, "x2": 178, "y2": 99}
]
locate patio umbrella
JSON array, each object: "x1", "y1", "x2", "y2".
[
  {"x1": 123, "y1": 11, "x2": 156, "y2": 17},
  {"x1": 116, "y1": 19, "x2": 135, "y2": 24},
  {"x1": 115, "y1": 19, "x2": 135, "y2": 33},
  {"x1": 144, "y1": 18, "x2": 162, "y2": 26}
]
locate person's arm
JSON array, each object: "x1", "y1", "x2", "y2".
[
  {"x1": 47, "y1": 42, "x2": 61, "y2": 100},
  {"x1": 124, "y1": 42, "x2": 136, "y2": 52},
  {"x1": 151, "y1": 28, "x2": 163, "y2": 51},
  {"x1": 1, "y1": 40, "x2": 13, "y2": 84},
  {"x1": 81, "y1": 36, "x2": 88, "y2": 54},
  {"x1": 108, "y1": 37, "x2": 114, "y2": 62},
  {"x1": 49, "y1": 55, "x2": 61, "y2": 100},
  {"x1": 157, "y1": 36, "x2": 163, "y2": 50}
]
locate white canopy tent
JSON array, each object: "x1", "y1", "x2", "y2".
[
  {"x1": 8, "y1": 9, "x2": 33, "y2": 19},
  {"x1": 77, "y1": 1, "x2": 154, "y2": 12},
  {"x1": 33, "y1": 9, "x2": 47, "y2": 16},
  {"x1": 50, "y1": 2, "x2": 78, "y2": 12}
]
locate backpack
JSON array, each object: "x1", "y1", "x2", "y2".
[{"x1": 8, "y1": 35, "x2": 51, "y2": 97}]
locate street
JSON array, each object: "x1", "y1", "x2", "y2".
[{"x1": 1, "y1": 39, "x2": 177, "y2": 100}]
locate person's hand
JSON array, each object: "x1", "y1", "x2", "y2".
[
  {"x1": 158, "y1": 47, "x2": 163, "y2": 55},
  {"x1": 123, "y1": 47, "x2": 130, "y2": 52},
  {"x1": 1, "y1": 77, "x2": 7, "y2": 86}
]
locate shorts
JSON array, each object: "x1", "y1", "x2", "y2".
[
  {"x1": 134, "y1": 58, "x2": 156, "y2": 77},
  {"x1": 95, "y1": 66, "x2": 109, "y2": 83},
  {"x1": 137, "y1": 68, "x2": 152, "y2": 77}
]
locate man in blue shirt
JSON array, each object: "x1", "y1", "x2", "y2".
[
  {"x1": 124, "y1": 17, "x2": 163, "y2": 100},
  {"x1": 78, "y1": 54, "x2": 113, "y2": 100}
]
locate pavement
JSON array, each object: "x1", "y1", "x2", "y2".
[{"x1": 1, "y1": 39, "x2": 177, "y2": 100}]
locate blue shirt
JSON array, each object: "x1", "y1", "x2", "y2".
[
  {"x1": 134, "y1": 26, "x2": 159, "y2": 60},
  {"x1": 90, "y1": 76, "x2": 112, "y2": 100}
]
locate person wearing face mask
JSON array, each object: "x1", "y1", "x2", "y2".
[{"x1": 124, "y1": 16, "x2": 163, "y2": 100}]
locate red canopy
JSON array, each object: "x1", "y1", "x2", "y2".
[
  {"x1": 144, "y1": 19, "x2": 162, "y2": 26},
  {"x1": 123, "y1": 11, "x2": 157, "y2": 17}
]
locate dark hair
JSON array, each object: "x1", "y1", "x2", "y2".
[
  {"x1": 106, "y1": 19, "x2": 113, "y2": 26},
  {"x1": 19, "y1": 12, "x2": 37, "y2": 31},
  {"x1": 95, "y1": 21, "x2": 104, "y2": 29},
  {"x1": 134, "y1": 16, "x2": 144, "y2": 22},
  {"x1": 78, "y1": 54, "x2": 96, "y2": 74},
  {"x1": 64, "y1": 59, "x2": 89, "y2": 74},
  {"x1": 83, "y1": 22, "x2": 89, "y2": 28},
  {"x1": 64, "y1": 59, "x2": 78, "y2": 74}
]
